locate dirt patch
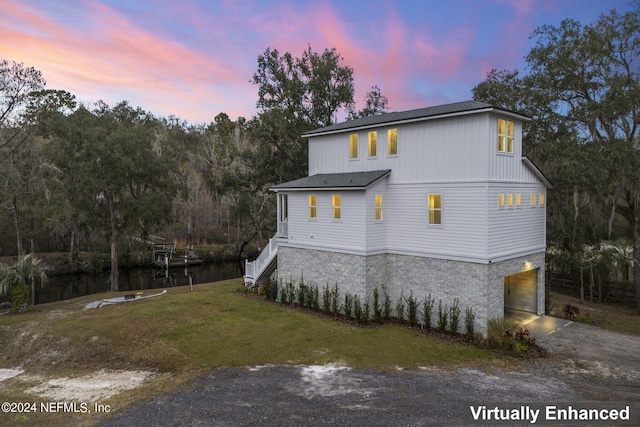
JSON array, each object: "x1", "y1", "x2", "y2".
[{"x1": 24, "y1": 370, "x2": 155, "y2": 402}]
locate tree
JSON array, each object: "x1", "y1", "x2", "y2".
[
  {"x1": 51, "y1": 102, "x2": 175, "y2": 291},
  {"x1": 251, "y1": 46, "x2": 355, "y2": 184},
  {"x1": 0, "y1": 60, "x2": 47, "y2": 257},
  {"x1": 473, "y1": 5, "x2": 640, "y2": 312},
  {"x1": 348, "y1": 85, "x2": 389, "y2": 120},
  {"x1": 0, "y1": 60, "x2": 46, "y2": 154},
  {"x1": 0, "y1": 254, "x2": 47, "y2": 311}
]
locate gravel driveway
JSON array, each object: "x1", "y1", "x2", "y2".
[{"x1": 96, "y1": 316, "x2": 640, "y2": 427}]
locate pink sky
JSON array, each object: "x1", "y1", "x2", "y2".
[{"x1": 1, "y1": 0, "x2": 631, "y2": 124}]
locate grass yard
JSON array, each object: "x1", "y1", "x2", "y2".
[
  {"x1": 0, "y1": 278, "x2": 500, "y2": 427},
  {"x1": 548, "y1": 290, "x2": 640, "y2": 336}
]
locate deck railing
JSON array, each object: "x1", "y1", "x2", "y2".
[{"x1": 244, "y1": 234, "x2": 278, "y2": 286}]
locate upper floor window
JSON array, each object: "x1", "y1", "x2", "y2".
[
  {"x1": 539, "y1": 193, "x2": 545, "y2": 206},
  {"x1": 516, "y1": 194, "x2": 522, "y2": 207},
  {"x1": 349, "y1": 134, "x2": 358, "y2": 159},
  {"x1": 498, "y1": 119, "x2": 514, "y2": 153},
  {"x1": 374, "y1": 195, "x2": 383, "y2": 221},
  {"x1": 387, "y1": 129, "x2": 397, "y2": 155},
  {"x1": 332, "y1": 194, "x2": 341, "y2": 220},
  {"x1": 368, "y1": 131, "x2": 377, "y2": 157},
  {"x1": 308, "y1": 194, "x2": 317, "y2": 219},
  {"x1": 531, "y1": 193, "x2": 537, "y2": 207},
  {"x1": 499, "y1": 194, "x2": 505, "y2": 208},
  {"x1": 428, "y1": 194, "x2": 441, "y2": 225}
]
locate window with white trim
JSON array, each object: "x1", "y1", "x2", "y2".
[
  {"x1": 387, "y1": 129, "x2": 397, "y2": 155},
  {"x1": 332, "y1": 194, "x2": 341, "y2": 220},
  {"x1": 428, "y1": 194, "x2": 441, "y2": 225},
  {"x1": 308, "y1": 194, "x2": 317, "y2": 219},
  {"x1": 374, "y1": 195, "x2": 383, "y2": 221},
  {"x1": 368, "y1": 131, "x2": 377, "y2": 157},
  {"x1": 349, "y1": 134, "x2": 358, "y2": 159},
  {"x1": 498, "y1": 119, "x2": 514, "y2": 153}
]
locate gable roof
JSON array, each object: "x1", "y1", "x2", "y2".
[
  {"x1": 303, "y1": 100, "x2": 530, "y2": 137},
  {"x1": 270, "y1": 170, "x2": 391, "y2": 191}
]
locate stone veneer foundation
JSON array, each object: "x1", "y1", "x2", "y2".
[{"x1": 277, "y1": 246, "x2": 545, "y2": 334}]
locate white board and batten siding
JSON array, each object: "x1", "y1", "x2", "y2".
[{"x1": 308, "y1": 114, "x2": 493, "y2": 184}]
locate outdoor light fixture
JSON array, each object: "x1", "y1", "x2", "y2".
[{"x1": 523, "y1": 261, "x2": 534, "y2": 270}]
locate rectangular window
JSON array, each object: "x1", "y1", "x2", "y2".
[
  {"x1": 308, "y1": 194, "x2": 317, "y2": 219},
  {"x1": 507, "y1": 194, "x2": 513, "y2": 207},
  {"x1": 387, "y1": 129, "x2": 397, "y2": 155},
  {"x1": 531, "y1": 193, "x2": 537, "y2": 206},
  {"x1": 516, "y1": 194, "x2": 521, "y2": 207},
  {"x1": 428, "y1": 194, "x2": 441, "y2": 225},
  {"x1": 539, "y1": 193, "x2": 545, "y2": 206},
  {"x1": 368, "y1": 131, "x2": 377, "y2": 157},
  {"x1": 349, "y1": 134, "x2": 358, "y2": 159},
  {"x1": 499, "y1": 194, "x2": 505, "y2": 208},
  {"x1": 332, "y1": 194, "x2": 341, "y2": 220},
  {"x1": 498, "y1": 119, "x2": 514, "y2": 153},
  {"x1": 375, "y1": 195, "x2": 383, "y2": 221}
]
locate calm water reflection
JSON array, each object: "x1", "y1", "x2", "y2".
[{"x1": 36, "y1": 262, "x2": 243, "y2": 305}]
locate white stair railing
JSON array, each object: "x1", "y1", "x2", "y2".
[{"x1": 244, "y1": 234, "x2": 278, "y2": 286}]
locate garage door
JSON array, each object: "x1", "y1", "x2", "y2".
[{"x1": 504, "y1": 269, "x2": 537, "y2": 313}]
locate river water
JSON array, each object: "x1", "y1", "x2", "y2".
[{"x1": 35, "y1": 262, "x2": 244, "y2": 305}]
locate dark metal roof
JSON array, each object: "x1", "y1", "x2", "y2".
[
  {"x1": 303, "y1": 100, "x2": 529, "y2": 137},
  {"x1": 270, "y1": 170, "x2": 391, "y2": 191}
]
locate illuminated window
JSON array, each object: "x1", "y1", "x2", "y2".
[
  {"x1": 498, "y1": 194, "x2": 505, "y2": 208},
  {"x1": 428, "y1": 194, "x2": 441, "y2": 225},
  {"x1": 368, "y1": 131, "x2": 377, "y2": 157},
  {"x1": 332, "y1": 194, "x2": 341, "y2": 220},
  {"x1": 516, "y1": 194, "x2": 521, "y2": 207},
  {"x1": 540, "y1": 193, "x2": 545, "y2": 206},
  {"x1": 375, "y1": 195, "x2": 383, "y2": 221},
  {"x1": 308, "y1": 194, "x2": 317, "y2": 219},
  {"x1": 498, "y1": 119, "x2": 514, "y2": 153},
  {"x1": 349, "y1": 134, "x2": 358, "y2": 159},
  {"x1": 531, "y1": 193, "x2": 537, "y2": 206},
  {"x1": 507, "y1": 194, "x2": 513, "y2": 207},
  {"x1": 387, "y1": 129, "x2": 397, "y2": 155}
]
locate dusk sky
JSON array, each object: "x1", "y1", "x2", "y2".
[{"x1": 2, "y1": 0, "x2": 632, "y2": 124}]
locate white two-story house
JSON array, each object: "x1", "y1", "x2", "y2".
[{"x1": 246, "y1": 100, "x2": 551, "y2": 332}]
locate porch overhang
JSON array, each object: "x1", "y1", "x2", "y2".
[{"x1": 270, "y1": 169, "x2": 391, "y2": 192}]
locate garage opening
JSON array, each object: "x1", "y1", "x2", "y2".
[{"x1": 504, "y1": 269, "x2": 537, "y2": 313}]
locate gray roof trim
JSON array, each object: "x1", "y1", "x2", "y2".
[
  {"x1": 302, "y1": 100, "x2": 531, "y2": 137},
  {"x1": 270, "y1": 169, "x2": 391, "y2": 191},
  {"x1": 522, "y1": 156, "x2": 553, "y2": 189}
]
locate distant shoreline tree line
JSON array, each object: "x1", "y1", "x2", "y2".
[{"x1": 0, "y1": 46, "x2": 388, "y2": 292}]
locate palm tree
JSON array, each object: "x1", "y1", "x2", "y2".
[{"x1": 0, "y1": 254, "x2": 47, "y2": 310}]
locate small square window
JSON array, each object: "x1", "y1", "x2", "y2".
[
  {"x1": 387, "y1": 129, "x2": 397, "y2": 155},
  {"x1": 368, "y1": 131, "x2": 377, "y2": 157},
  {"x1": 349, "y1": 134, "x2": 358, "y2": 159}
]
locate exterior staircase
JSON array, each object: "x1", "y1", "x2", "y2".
[{"x1": 244, "y1": 235, "x2": 278, "y2": 287}]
